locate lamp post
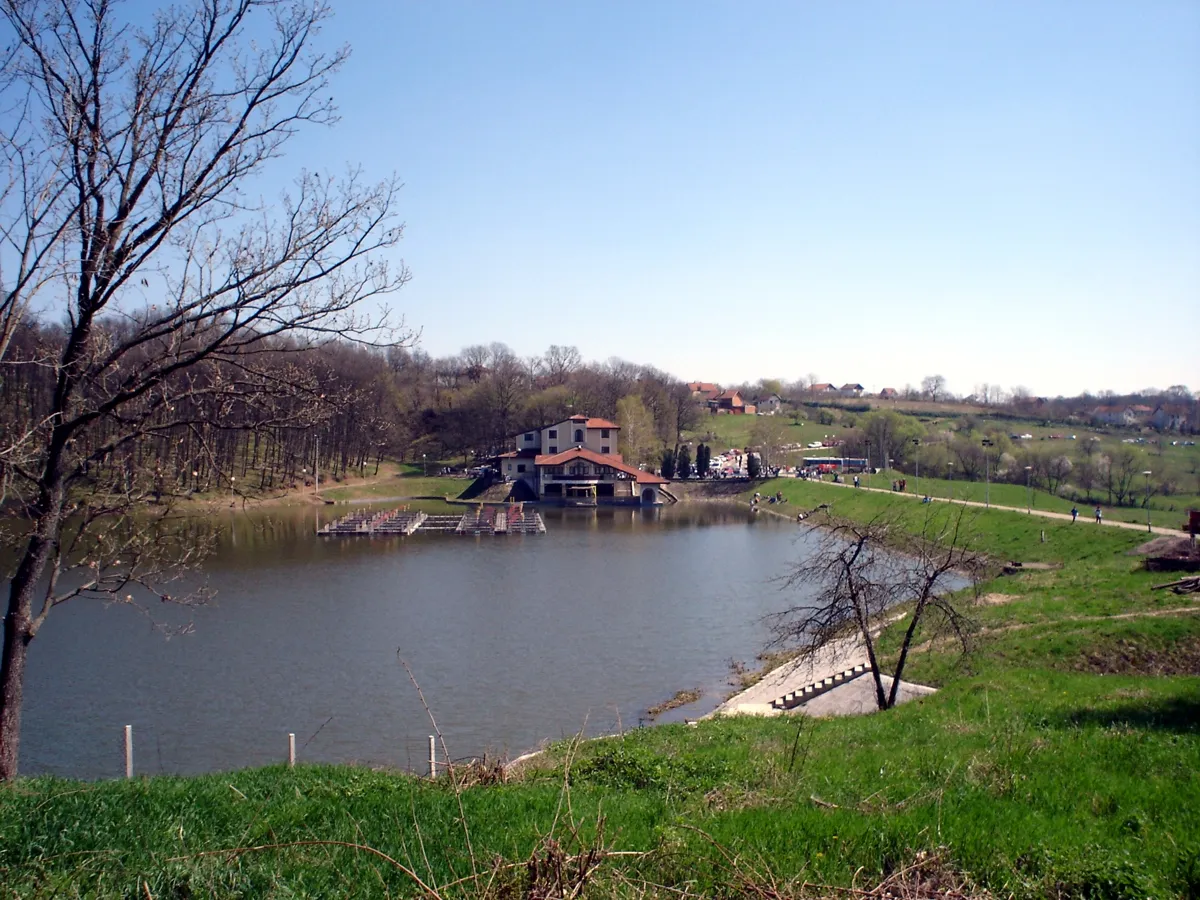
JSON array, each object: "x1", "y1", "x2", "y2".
[
  {"x1": 912, "y1": 437, "x2": 921, "y2": 496},
  {"x1": 865, "y1": 439, "x2": 872, "y2": 489},
  {"x1": 982, "y1": 438, "x2": 994, "y2": 508},
  {"x1": 947, "y1": 460, "x2": 954, "y2": 502},
  {"x1": 422, "y1": 453, "x2": 427, "y2": 477},
  {"x1": 1142, "y1": 470, "x2": 1153, "y2": 532},
  {"x1": 1024, "y1": 465, "x2": 1033, "y2": 514}
]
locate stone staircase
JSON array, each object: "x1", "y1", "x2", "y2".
[{"x1": 771, "y1": 663, "x2": 869, "y2": 711}]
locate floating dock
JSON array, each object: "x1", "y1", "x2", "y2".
[
  {"x1": 317, "y1": 505, "x2": 545, "y2": 537},
  {"x1": 318, "y1": 508, "x2": 427, "y2": 536}
]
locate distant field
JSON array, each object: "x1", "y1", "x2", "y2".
[
  {"x1": 680, "y1": 404, "x2": 1200, "y2": 521},
  {"x1": 683, "y1": 412, "x2": 846, "y2": 454}
]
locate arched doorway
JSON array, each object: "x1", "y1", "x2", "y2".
[{"x1": 641, "y1": 488, "x2": 656, "y2": 504}]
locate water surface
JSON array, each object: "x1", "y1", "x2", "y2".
[{"x1": 22, "y1": 503, "x2": 820, "y2": 778}]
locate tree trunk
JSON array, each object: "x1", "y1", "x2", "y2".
[{"x1": 0, "y1": 534, "x2": 53, "y2": 780}]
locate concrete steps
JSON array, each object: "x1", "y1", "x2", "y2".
[{"x1": 770, "y1": 664, "x2": 869, "y2": 711}]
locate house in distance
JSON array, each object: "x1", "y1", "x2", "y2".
[{"x1": 497, "y1": 415, "x2": 669, "y2": 506}]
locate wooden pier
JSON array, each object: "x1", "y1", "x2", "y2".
[
  {"x1": 317, "y1": 504, "x2": 545, "y2": 537},
  {"x1": 317, "y1": 508, "x2": 427, "y2": 536}
]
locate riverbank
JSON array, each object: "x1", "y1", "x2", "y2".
[
  {"x1": 3, "y1": 485, "x2": 1198, "y2": 897},
  {"x1": 177, "y1": 466, "x2": 469, "y2": 511}
]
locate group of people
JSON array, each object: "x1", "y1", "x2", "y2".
[
  {"x1": 1070, "y1": 505, "x2": 1104, "y2": 524},
  {"x1": 751, "y1": 491, "x2": 787, "y2": 509}
]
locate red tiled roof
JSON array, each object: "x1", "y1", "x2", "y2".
[
  {"x1": 688, "y1": 382, "x2": 721, "y2": 393},
  {"x1": 586, "y1": 417, "x2": 619, "y2": 429},
  {"x1": 535, "y1": 447, "x2": 668, "y2": 484},
  {"x1": 840, "y1": 383, "x2": 863, "y2": 391},
  {"x1": 811, "y1": 383, "x2": 834, "y2": 391},
  {"x1": 715, "y1": 389, "x2": 743, "y2": 402}
]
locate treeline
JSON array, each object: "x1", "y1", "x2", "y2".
[{"x1": 0, "y1": 323, "x2": 696, "y2": 495}]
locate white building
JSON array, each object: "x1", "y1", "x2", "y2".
[{"x1": 497, "y1": 415, "x2": 668, "y2": 505}]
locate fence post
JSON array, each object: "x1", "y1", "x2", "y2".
[
  {"x1": 288, "y1": 733, "x2": 296, "y2": 767},
  {"x1": 428, "y1": 735, "x2": 436, "y2": 779},
  {"x1": 124, "y1": 725, "x2": 133, "y2": 778}
]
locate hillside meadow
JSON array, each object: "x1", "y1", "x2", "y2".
[{"x1": 1, "y1": 485, "x2": 1196, "y2": 898}]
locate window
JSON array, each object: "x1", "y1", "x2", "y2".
[
  {"x1": 570, "y1": 463, "x2": 589, "y2": 475},
  {"x1": 548, "y1": 429, "x2": 557, "y2": 438},
  {"x1": 601, "y1": 429, "x2": 610, "y2": 438},
  {"x1": 523, "y1": 433, "x2": 534, "y2": 442},
  {"x1": 601, "y1": 445, "x2": 610, "y2": 454},
  {"x1": 549, "y1": 446, "x2": 557, "y2": 454},
  {"x1": 574, "y1": 429, "x2": 583, "y2": 442},
  {"x1": 517, "y1": 464, "x2": 526, "y2": 473}
]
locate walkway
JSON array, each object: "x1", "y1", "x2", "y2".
[{"x1": 809, "y1": 478, "x2": 1181, "y2": 536}]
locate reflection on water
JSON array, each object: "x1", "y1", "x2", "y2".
[{"x1": 21, "y1": 502, "x2": 820, "y2": 779}]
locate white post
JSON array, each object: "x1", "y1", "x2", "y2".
[
  {"x1": 124, "y1": 725, "x2": 133, "y2": 778},
  {"x1": 288, "y1": 733, "x2": 296, "y2": 768},
  {"x1": 428, "y1": 735, "x2": 436, "y2": 779}
]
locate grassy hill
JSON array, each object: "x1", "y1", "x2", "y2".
[{"x1": 1, "y1": 486, "x2": 1197, "y2": 898}]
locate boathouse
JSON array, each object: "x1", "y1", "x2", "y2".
[{"x1": 497, "y1": 416, "x2": 669, "y2": 505}]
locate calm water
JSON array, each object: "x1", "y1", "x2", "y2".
[{"x1": 21, "y1": 503, "x2": 821, "y2": 779}]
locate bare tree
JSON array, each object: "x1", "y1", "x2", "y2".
[
  {"x1": 768, "y1": 506, "x2": 985, "y2": 710},
  {"x1": 750, "y1": 415, "x2": 788, "y2": 471},
  {"x1": 921, "y1": 374, "x2": 947, "y2": 403},
  {"x1": 542, "y1": 344, "x2": 582, "y2": 386},
  {"x1": 0, "y1": 0, "x2": 410, "y2": 779}
]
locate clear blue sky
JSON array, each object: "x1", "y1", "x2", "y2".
[{"x1": 291, "y1": 1, "x2": 1198, "y2": 398}]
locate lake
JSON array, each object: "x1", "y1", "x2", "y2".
[{"x1": 20, "y1": 502, "x2": 822, "y2": 779}]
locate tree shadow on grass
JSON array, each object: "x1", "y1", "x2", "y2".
[{"x1": 1052, "y1": 695, "x2": 1200, "y2": 734}]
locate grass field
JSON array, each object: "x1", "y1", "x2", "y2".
[
  {"x1": 682, "y1": 407, "x2": 1200, "y2": 528},
  {"x1": 317, "y1": 474, "x2": 469, "y2": 503},
  {"x1": 2, "y1": 485, "x2": 1197, "y2": 898}
]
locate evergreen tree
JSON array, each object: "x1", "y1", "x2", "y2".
[
  {"x1": 696, "y1": 443, "x2": 709, "y2": 477},
  {"x1": 747, "y1": 452, "x2": 761, "y2": 479},
  {"x1": 661, "y1": 448, "x2": 676, "y2": 479},
  {"x1": 677, "y1": 445, "x2": 693, "y2": 479}
]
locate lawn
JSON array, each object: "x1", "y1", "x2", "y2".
[{"x1": 2, "y1": 481, "x2": 1197, "y2": 898}]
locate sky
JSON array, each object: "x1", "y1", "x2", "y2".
[{"x1": 260, "y1": 3, "x2": 1197, "y2": 396}]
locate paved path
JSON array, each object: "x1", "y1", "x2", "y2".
[{"x1": 803, "y1": 478, "x2": 1181, "y2": 536}]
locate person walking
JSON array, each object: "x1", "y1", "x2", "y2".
[
  {"x1": 1094, "y1": 505, "x2": 1102, "y2": 524},
  {"x1": 853, "y1": 474, "x2": 860, "y2": 488},
  {"x1": 1071, "y1": 506, "x2": 1078, "y2": 523}
]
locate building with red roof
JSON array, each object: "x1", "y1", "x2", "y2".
[{"x1": 497, "y1": 416, "x2": 668, "y2": 505}]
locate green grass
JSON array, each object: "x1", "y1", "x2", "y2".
[
  {"x1": 867, "y1": 468, "x2": 1197, "y2": 528},
  {"x1": 3, "y1": 477, "x2": 1198, "y2": 898},
  {"x1": 318, "y1": 475, "x2": 468, "y2": 502}
]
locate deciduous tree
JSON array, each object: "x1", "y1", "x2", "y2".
[
  {"x1": 0, "y1": 0, "x2": 409, "y2": 779},
  {"x1": 768, "y1": 507, "x2": 985, "y2": 710}
]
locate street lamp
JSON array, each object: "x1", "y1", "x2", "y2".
[
  {"x1": 864, "y1": 439, "x2": 871, "y2": 489},
  {"x1": 912, "y1": 438, "x2": 921, "y2": 496},
  {"x1": 1024, "y1": 465, "x2": 1033, "y2": 514},
  {"x1": 982, "y1": 438, "x2": 994, "y2": 508},
  {"x1": 1142, "y1": 470, "x2": 1153, "y2": 532},
  {"x1": 947, "y1": 460, "x2": 954, "y2": 502},
  {"x1": 422, "y1": 453, "x2": 427, "y2": 476}
]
